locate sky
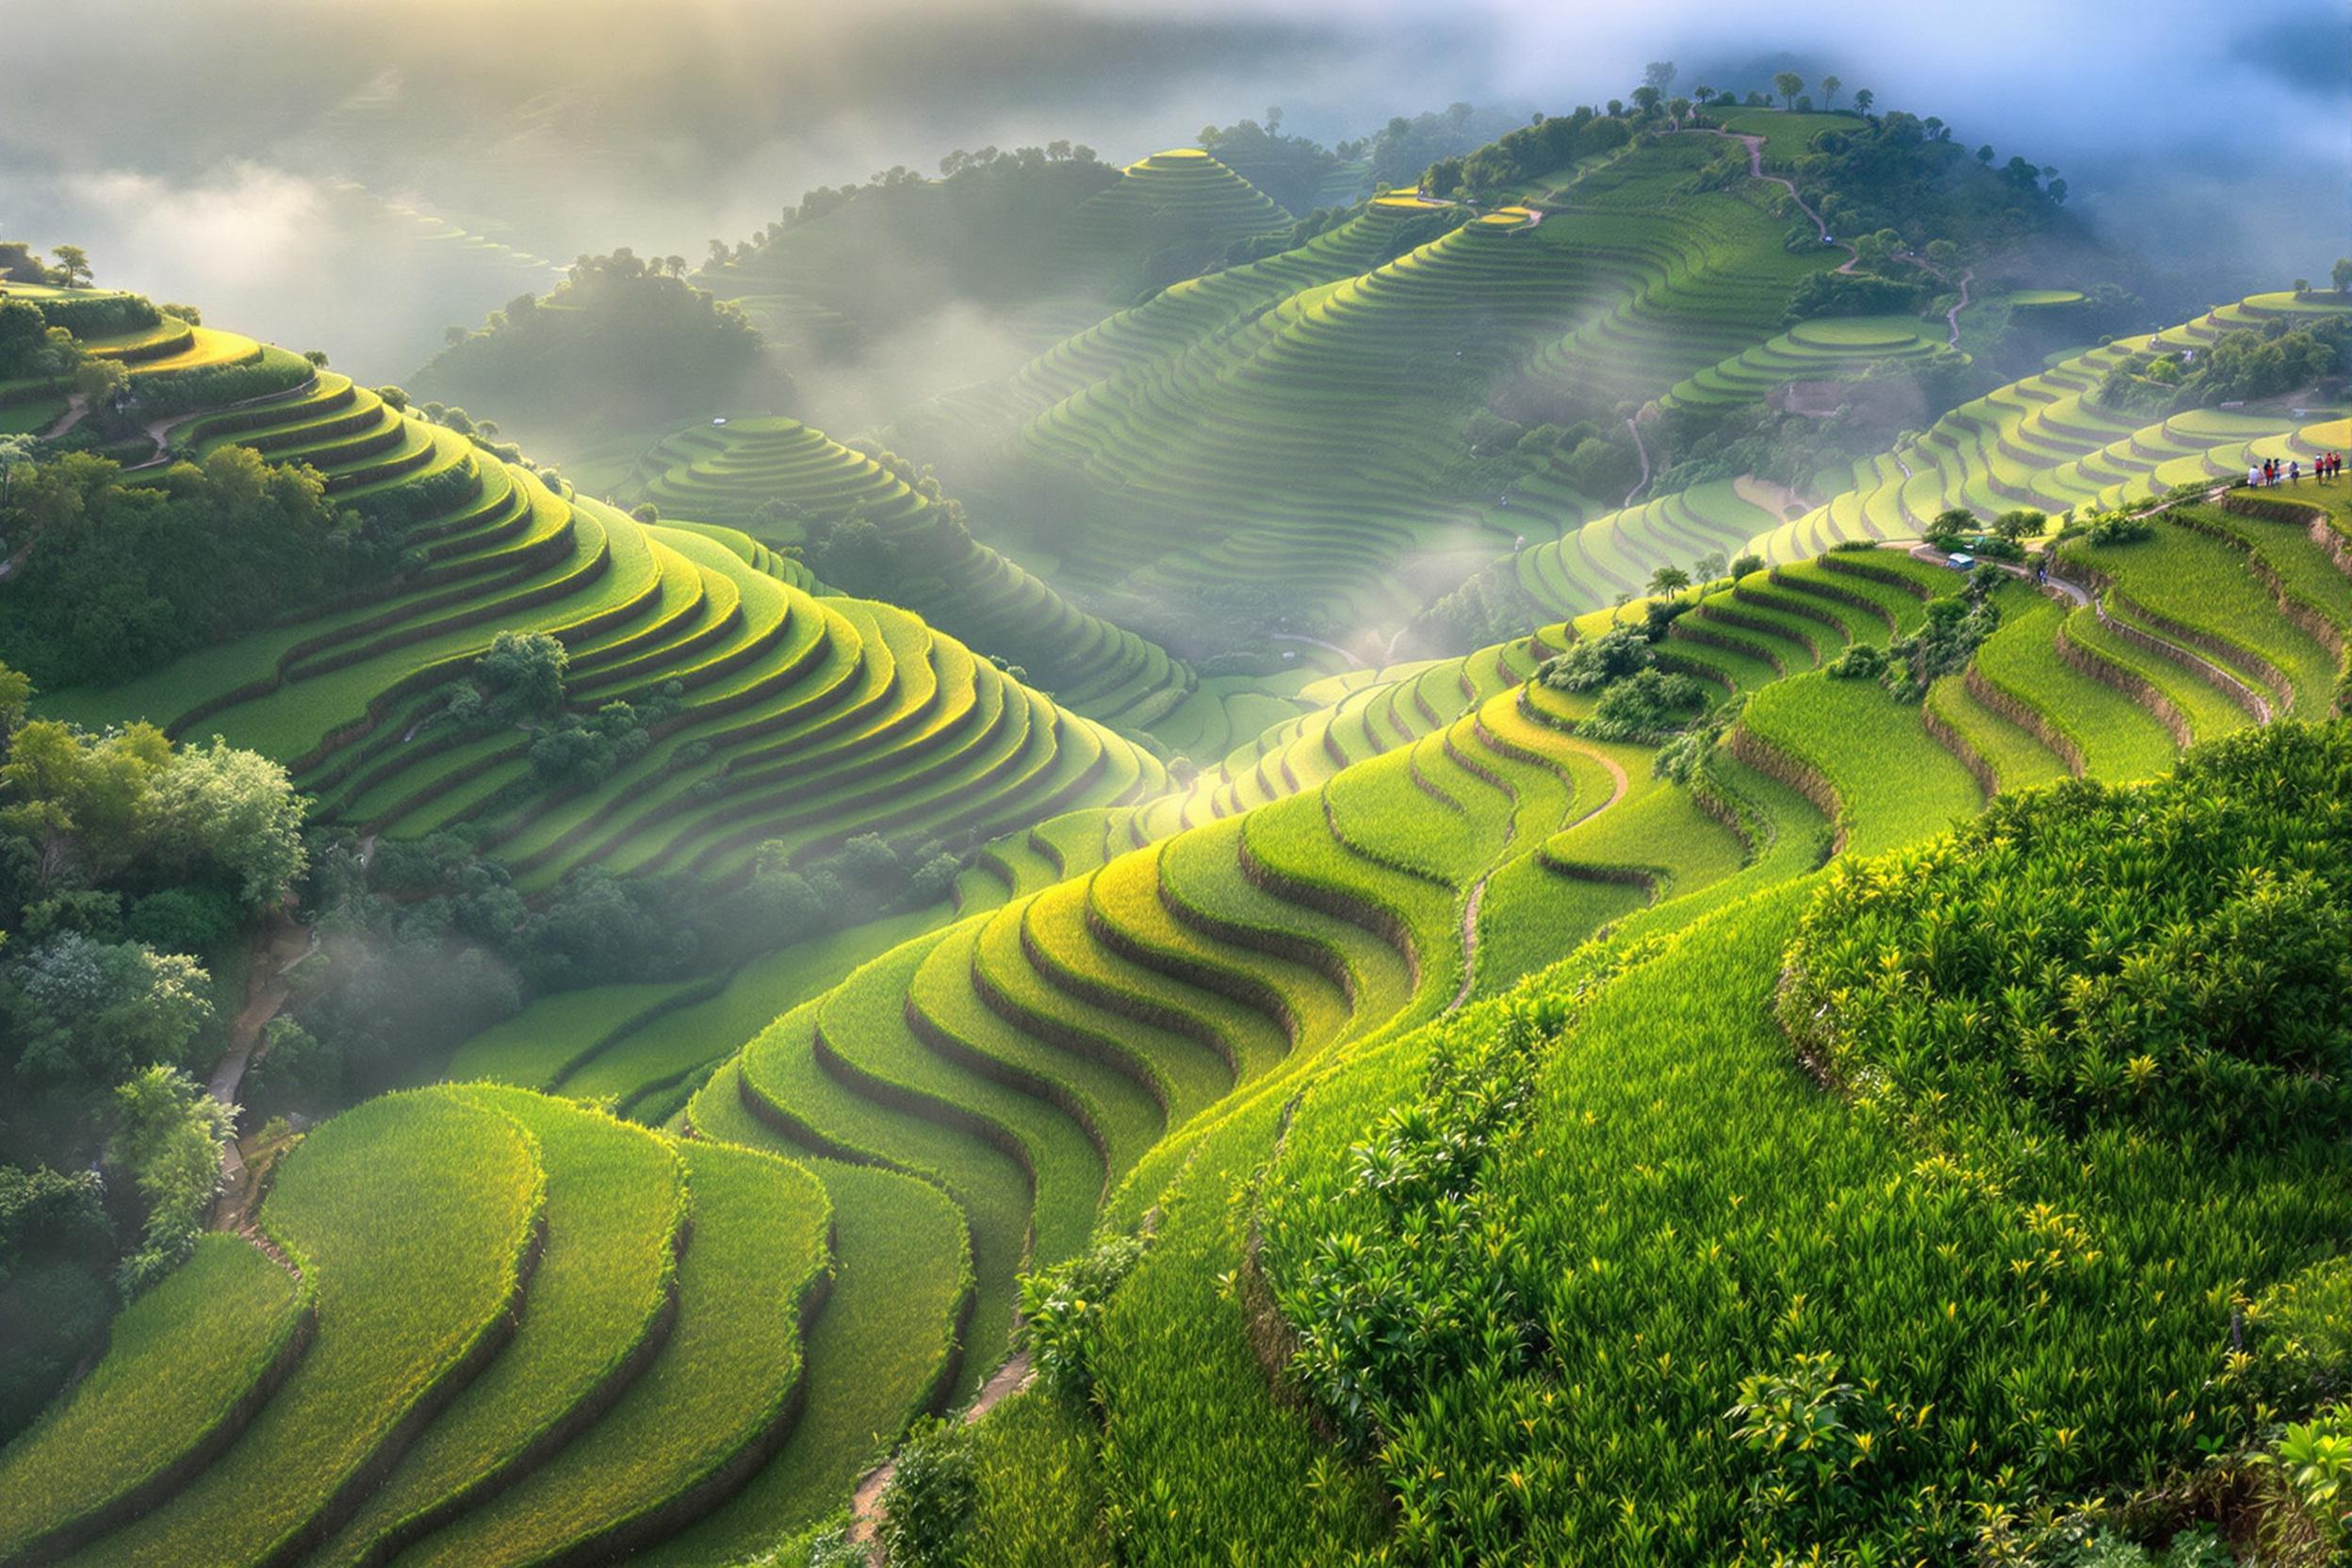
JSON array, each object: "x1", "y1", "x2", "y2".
[{"x1": 1, "y1": 0, "x2": 2344, "y2": 379}]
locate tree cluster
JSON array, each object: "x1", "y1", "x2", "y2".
[
  {"x1": 2098, "y1": 316, "x2": 2349, "y2": 416},
  {"x1": 1422, "y1": 107, "x2": 1632, "y2": 201},
  {"x1": 414, "y1": 248, "x2": 769, "y2": 430},
  {"x1": 0, "y1": 664, "x2": 308, "y2": 1435},
  {"x1": 0, "y1": 447, "x2": 404, "y2": 690}
]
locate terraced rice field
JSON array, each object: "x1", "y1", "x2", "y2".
[
  {"x1": 25, "y1": 303, "x2": 1170, "y2": 890},
  {"x1": 629, "y1": 416, "x2": 1191, "y2": 727},
  {"x1": 886, "y1": 134, "x2": 1840, "y2": 634},
  {"x1": 19, "y1": 500, "x2": 2349, "y2": 1558},
  {"x1": 1505, "y1": 288, "x2": 2352, "y2": 620}
]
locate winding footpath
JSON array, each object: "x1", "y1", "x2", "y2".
[
  {"x1": 1624, "y1": 416, "x2": 1654, "y2": 507},
  {"x1": 1680, "y1": 127, "x2": 1859, "y2": 274}
]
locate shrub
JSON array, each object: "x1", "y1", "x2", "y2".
[
  {"x1": 124, "y1": 887, "x2": 239, "y2": 956},
  {"x1": 1020, "y1": 1233, "x2": 1150, "y2": 1401},
  {"x1": 879, "y1": 1417, "x2": 977, "y2": 1567},
  {"x1": 1779, "y1": 721, "x2": 2352, "y2": 1145},
  {"x1": 1538, "y1": 627, "x2": 1653, "y2": 692},
  {"x1": 1581, "y1": 667, "x2": 1707, "y2": 742}
]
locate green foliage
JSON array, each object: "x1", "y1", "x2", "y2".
[
  {"x1": 2098, "y1": 317, "x2": 2349, "y2": 416},
  {"x1": 7, "y1": 932, "x2": 214, "y2": 1089},
  {"x1": 1020, "y1": 1233, "x2": 1150, "y2": 1401},
  {"x1": 1538, "y1": 626, "x2": 1655, "y2": 692},
  {"x1": 415, "y1": 250, "x2": 766, "y2": 426},
  {"x1": 1423, "y1": 105, "x2": 1632, "y2": 198},
  {"x1": 879, "y1": 1418, "x2": 978, "y2": 1568},
  {"x1": 2243, "y1": 1256, "x2": 2352, "y2": 1410},
  {"x1": 1781, "y1": 721, "x2": 2352, "y2": 1143},
  {"x1": 2250, "y1": 1405, "x2": 2352, "y2": 1553},
  {"x1": 964, "y1": 1391, "x2": 1109, "y2": 1567},
  {"x1": 1580, "y1": 665, "x2": 1708, "y2": 741},
  {"x1": 0, "y1": 1162, "x2": 111, "y2": 1442},
  {"x1": 1262, "y1": 988, "x2": 1583, "y2": 1451},
  {"x1": 0, "y1": 447, "x2": 400, "y2": 688},
  {"x1": 107, "y1": 1065, "x2": 234, "y2": 1294}
]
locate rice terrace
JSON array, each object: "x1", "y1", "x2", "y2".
[{"x1": 3, "y1": 2, "x2": 2352, "y2": 1563}]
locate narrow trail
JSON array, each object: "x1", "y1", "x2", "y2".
[
  {"x1": 848, "y1": 1350, "x2": 1036, "y2": 1561},
  {"x1": 38, "y1": 393, "x2": 90, "y2": 440},
  {"x1": 1448, "y1": 737, "x2": 1629, "y2": 1014},
  {"x1": 207, "y1": 909, "x2": 318, "y2": 1230},
  {"x1": 1623, "y1": 415, "x2": 1653, "y2": 507},
  {"x1": 1681, "y1": 127, "x2": 1859, "y2": 273},
  {"x1": 1946, "y1": 270, "x2": 1975, "y2": 349}
]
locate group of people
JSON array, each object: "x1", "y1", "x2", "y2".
[{"x1": 2246, "y1": 453, "x2": 2343, "y2": 486}]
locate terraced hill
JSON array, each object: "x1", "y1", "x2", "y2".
[
  {"x1": 1054, "y1": 149, "x2": 1291, "y2": 286},
  {"x1": 627, "y1": 416, "x2": 1193, "y2": 728},
  {"x1": 22, "y1": 298, "x2": 1169, "y2": 890},
  {"x1": 13, "y1": 411, "x2": 2352, "y2": 1563},
  {"x1": 1506, "y1": 291, "x2": 2352, "y2": 620},
  {"x1": 884, "y1": 130, "x2": 1846, "y2": 641}
]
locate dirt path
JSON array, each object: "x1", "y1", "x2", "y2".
[
  {"x1": 38, "y1": 393, "x2": 90, "y2": 440},
  {"x1": 207, "y1": 909, "x2": 318, "y2": 1229},
  {"x1": 1624, "y1": 415, "x2": 1653, "y2": 507},
  {"x1": 847, "y1": 1350, "x2": 1036, "y2": 1561},
  {"x1": 1447, "y1": 733, "x2": 1629, "y2": 1014},
  {"x1": 1945, "y1": 270, "x2": 1975, "y2": 349},
  {"x1": 1681, "y1": 128, "x2": 1858, "y2": 274}
]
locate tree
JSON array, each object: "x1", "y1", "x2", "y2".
[
  {"x1": 145, "y1": 737, "x2": 309, "y2": 905},
  {"x1": 1852, "y1": 89, "x2": 1875, "y2": 116},
  {"x1": 8, "y1": 934, "x2": 214, "y2": 1088},
  {"x1": 69, "y1": 357, "x2": 127, "y2": 406},
  {"x1": 1631, "y1": 86, "x2": 1662, "y2": 117},
  {"x1": 1692, "y1": 84, "x2": 1716, "y2": 105},
  {"x1": 1821, "y1": 74, "x2": 1842, "y2": 107},
  {"x1": 1611, "y1": 591, "x2": 1634, "y2": 625},
  {"x1": 472, "y1": 630, "x2": 567, "y2": 719},
  {"x1": 2332, "y1": 256, "x2": 2351, "y2": 294},
  {"x1": 49, "y1": 245, "x2": 90, "y2": 288},
  {"x1": 108, "y1": 1067, "x2": 234, "y2": 1294},
  {"x1": 1976, "y1": 143, "x2": 1995, "y2": 165},
  {"x1": 1731, "y1": 553, "x2": 1766, "y2": 580},
  {"x1": 1693, "y1": 550, "x2": 1728, "y2": 584},
  {"x1": 1643, "y1": 60, "x2": 1676, "y2": 94},
  {"x1": 1773, "y1": 73, "x2": 1804, "y2": 110},
  {"x1": 1648, "y1": 564, "x2": 1691, "y2": 600}
]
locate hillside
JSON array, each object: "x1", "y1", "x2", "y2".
[{"x1": 6, "y1": 63, "x2": 2352, "y2": 1568}]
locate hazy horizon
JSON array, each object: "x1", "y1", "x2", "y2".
[{"x1": 3, "y1": 0, "x2": 2345, "y2": 381}]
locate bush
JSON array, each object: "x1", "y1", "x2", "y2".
[
  {"x1": 1780, "y1": 721, "x2": 2352, "y2": 1145},
  {"x1": 1537, "y1": 627, "x2": 1654, "y2": 692},
  {"x1": 1020, "y1": 1233, "x2": 1150, "y2": 1401},
  {"x1": 124, "y1": 887, "x2": 240, "y2": 956},
  {"x1": 1580, "y1": 667, "x2": 1707, "y2": 742},
  {"x1": 879, "y1": 1418, "x2": 977, "y2": 1568}
]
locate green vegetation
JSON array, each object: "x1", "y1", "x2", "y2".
[
  {"x1": 53, "y1": 1089, "x2": 544, "y2": 1568},
  {"x1": 412, "y1": 250, "x2": 772, "y2": 438},
  {"x1": 6, "y1": 57, "x2": 2349, "y2": 1568},
  {"x1": 0, "y1": 1233, "x2": 309, "y2": 1563}
]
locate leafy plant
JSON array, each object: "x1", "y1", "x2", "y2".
[
  {"x1": 880, "y1": 1417, "x2": 978, "y2": 1568},
  {"x1": 1020, "y1": 1233, "x2": 1150, "y2": 1402}
]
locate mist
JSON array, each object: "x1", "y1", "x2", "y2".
[{"x1": 2, "y1": 0, "x2": 2343, "y2": 383}]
